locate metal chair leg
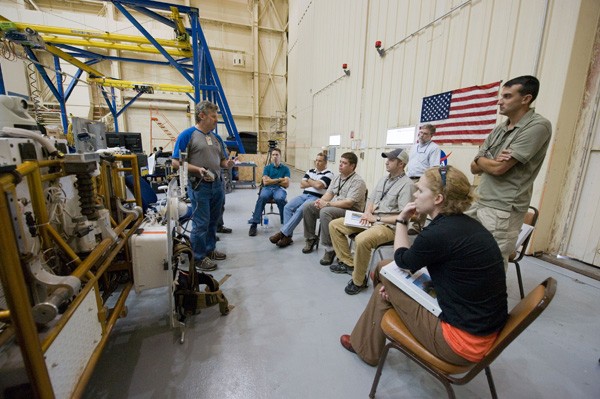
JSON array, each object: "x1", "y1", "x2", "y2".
[
  {"x1": 484, "y1": 366, "x2": 498, "y2": 399},
  {"x1": 179, "y1": 321, "x2": 186, "y2": 344},
  {"x1": 315, "y1": 222, "x2": 321, "y2": 250},
  {"x1": 369, "y1": 342, "x2": 392, "y2": 398},
  {"x1": 515, "y1": 261, "x2": 524, "y2": 299}
]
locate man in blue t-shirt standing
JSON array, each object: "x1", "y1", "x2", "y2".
[
  {"x1": 248, "y1": 148, "x2": 290, "y2": 236},
  {"x1": 172, "y1": 101, "x2": 234, "y2": 271}
]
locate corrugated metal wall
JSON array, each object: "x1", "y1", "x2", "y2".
[
  {"x1": 288, "y1": 0, "x2": 600, "y2": 253},
  {"x1": 289, "y1": 0, "x2": 554, "y2": 184}
]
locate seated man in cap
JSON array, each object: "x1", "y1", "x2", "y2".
[{"x1": 329, "y1": 148, "x2": 414, "y2": 295}]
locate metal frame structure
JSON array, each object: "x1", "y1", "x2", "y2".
[
  {"x1": 0, "y1": 155, "x2": 144, "y2": 398},
  {"x1": 1, "y1": 0, "x2": 245, "y2": 152}
]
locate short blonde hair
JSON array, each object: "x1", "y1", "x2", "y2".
[{"x1": 422, "y1": 166, "x2": 475, "y2": 214}]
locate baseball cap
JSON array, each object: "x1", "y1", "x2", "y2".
[{"x1": 381, "y1": 148, "x2": 409, "y2": 164}]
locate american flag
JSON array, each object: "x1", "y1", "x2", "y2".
[{"x1": 420, "y1": 81, "x2": 501, "y2": 144}]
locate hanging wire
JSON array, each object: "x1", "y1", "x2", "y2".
[
  {"x1": 26, "y1": 61, "x2": 44, "y2": 124},
  {"x1": 0, "y1": 39, "x2": 18, "y2": 61}
]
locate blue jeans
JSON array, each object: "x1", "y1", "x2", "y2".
[
  {"x1": 249, "y1": 185, "x2": 287, "y2": 224},
  {"x1": 280, "y1": 193, "x2": 319, "y2": 237},
  {"x1": 188, "y1": 179, "x2": 225, "y2": 261}
]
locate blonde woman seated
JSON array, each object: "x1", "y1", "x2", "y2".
[{"x1": 340, "y1": 166, "x2": 508, "y2": 367}]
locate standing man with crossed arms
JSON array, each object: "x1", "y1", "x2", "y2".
[{"x1": 468, "y1": 75, "x2": 552, "y2": 269}]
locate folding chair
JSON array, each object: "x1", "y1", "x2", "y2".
[
  {"x1": 369, "y1": 277, "x2": 557, "y2": 399},
  {"x1": 257, "y1": 185, "x2": 286, "y2": 225},
  {"x1": 262, "y1": 198, "x2": 284, "y2": 224},
  {"x1": 510, "y1": 206, "x2": 539, "y2": 299}
]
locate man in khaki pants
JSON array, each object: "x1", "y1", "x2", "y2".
[
  {"x1": 329, "y1": 148, "x2": 414, "y2": 295},
  {"x1": 468, "y1": 75, "x2": 552, "y2": 269}
]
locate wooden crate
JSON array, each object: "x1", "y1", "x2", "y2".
[{"x1": 236, "y1": 153, "x2": 267, "y2": 183}]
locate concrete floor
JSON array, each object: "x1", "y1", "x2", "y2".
[{"x1": 84, "y1": 170, "x2": 600, "y2": 399}]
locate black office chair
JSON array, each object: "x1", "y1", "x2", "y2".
[{"x1": 125, "y1": 174, "x2": 157, "y2": 214}]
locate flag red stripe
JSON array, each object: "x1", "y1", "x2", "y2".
[
  {"x1": 449, "y1": 99, "x2": 498, "y2": 111},
  {"x1": 452, "y1": 81, "x2": 502, "y2": 95},
  {"x1": 421, "y1": 81, "x2": 501, "y2": 144},
  {"x1": 448, "y1": 110, "x2": 497, "y2": 119},
  {"x1": 436, "y1": 120, "x2": 496, "y2": 129},
  {"x1": 452, "y1": 92, "x2": 499, "y2": 103}
]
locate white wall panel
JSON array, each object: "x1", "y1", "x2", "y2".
[
  {"x1": 288, "y1": 0, "x2": 600, "y2": 253},
  {"x1": 290, "y1": 0, "x2": 551, "y2": 184}
]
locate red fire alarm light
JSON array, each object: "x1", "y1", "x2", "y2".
[{"x1": 342, "y1": 63, "x2": 350, "y2": 76}]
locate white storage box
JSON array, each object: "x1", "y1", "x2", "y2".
[{"x1": 130, "y1": 222, "x2": 170, "y2": 293}]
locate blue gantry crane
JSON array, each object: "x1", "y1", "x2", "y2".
[{"x1": 0, "y1": 0, "x2": 246, "y2": 152}]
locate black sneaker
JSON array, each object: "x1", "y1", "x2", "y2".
[
  {"x1": 330, "y1": 262, "x2": 353, "y2": 275},
  {"x1": 345, "y1": 278, "x2": 368, "y2": 295},
  {"x1": 249, "y1": 224, "x2": 257, "y2": 236},
  {"x1": 217, "y1": 226, "x2": 233, "y2": 234}
]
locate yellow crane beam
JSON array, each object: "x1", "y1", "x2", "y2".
[
  {"x1": 12, "y1": 22, "x2": 191, "y2": 50},
  {"x1": 2, "y1": 16, "x2": 196, "y2": 94},
  {"x1": 170, "y1": 7, "x2": 189, "y2": 42},
  {"x1": 87, "y1": 77, "x2": 194, "y2": 93},
  {"x1": 44, "y1": 44, "x2": 105, "y2": 77},
  {"x1": 42, "y1": 36, "x2": 192, "y2": 57}
]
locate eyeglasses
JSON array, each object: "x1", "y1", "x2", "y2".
[{"x1": 439, "y1": 165, "x2": 447, "y2": 187}]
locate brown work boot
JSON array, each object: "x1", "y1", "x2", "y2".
[
  {"x1": 195, "y1": 257, "x2": 217, "y2": 271},
  {"x1": 207, "y1": 250, "x2": 226, "y2": 260},
  {"x1": 276, "y1": 235, "x2": 293, "y2": 248},
  {"x1": 269, "y1": 231, "x2": 284, "y2": 244},
  {"x1": 302, "y1": 238, "x2": 318, "y2": 254},
  {"x1": 320, "y1": 250, "x2": 336, "y2": 265}
]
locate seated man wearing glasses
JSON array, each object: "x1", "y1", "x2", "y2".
[{"x1": 329, "y1": 149, "x2": 414, "y2": 295}]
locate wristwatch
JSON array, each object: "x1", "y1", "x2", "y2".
[
  {"x1": 376, "y1": 216, "x2": 381, "y2": 222},
  {"x1": 396, "y1": 219, "x2": 409, "y2": 226}
]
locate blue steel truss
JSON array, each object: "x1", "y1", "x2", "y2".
[{"x1": 12, "y1": 0, "x2": 245, "y2": 153}]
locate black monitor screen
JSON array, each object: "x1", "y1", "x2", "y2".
[
  {"x1": 105, "y1": 133, "x2": 121, "y2": 148},
  {"x1": 105, "y1": 132, "x2": 143, "y2": 153}
]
